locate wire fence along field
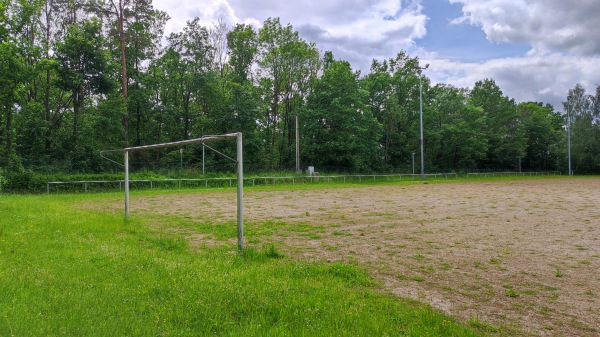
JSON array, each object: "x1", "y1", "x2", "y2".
[
  {"x1": 45, "y1": 171, "x2": 562, "y2": 193},
  {"x1": 466, "y1": 171, "x2": 561, "y2": 178},
  {"x1": 46, "y1": 173, "x2": 462, "y2": 193}
]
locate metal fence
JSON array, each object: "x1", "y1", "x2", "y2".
[
  {"x1": 466, "y1": 171, "x2": 561, "y2": 178},
  {"x1": 46, "y1": 173, "x2": 458, "y2": 194}
]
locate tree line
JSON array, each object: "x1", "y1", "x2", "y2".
[{"x1": 1, "y1": 0, "x2": 599, "y2": 176}]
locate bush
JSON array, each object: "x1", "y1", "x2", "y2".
[{"x1": 2, "y1": 171, "x2": 47, "y2": 193}]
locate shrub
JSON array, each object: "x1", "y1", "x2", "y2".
[{"x1": 2, "y1": 171, "x2": 47, "y2": 193}]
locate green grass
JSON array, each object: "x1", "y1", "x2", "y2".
[
  {"x1": 555, "y1": 268, "x2": 564, "y2": 277},
  {"x1": 0, "y1": 194, "x2": 480, "y2": 336}
]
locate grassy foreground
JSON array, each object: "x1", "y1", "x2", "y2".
[{"x1": 0, "y1": 193, "x2": 479, "y2": 336}]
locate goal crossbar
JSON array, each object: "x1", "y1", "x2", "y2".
[
  {"x1": 122, "y1": 133, "x2": 239, "y2": 152},
  {"x1": 103, "y1": 132, "x2": 244, "y2": 250}
]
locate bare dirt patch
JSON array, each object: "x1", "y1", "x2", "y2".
[{"x1": 109, "y1": 178, "x2": 600, "y2": 336}]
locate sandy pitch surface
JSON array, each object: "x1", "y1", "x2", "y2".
[{"x1": 127, "y1": 178, "x2": 600, "y2": 336}]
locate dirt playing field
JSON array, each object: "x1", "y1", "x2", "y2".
[{"x1": 120, "y1": 177, "x2": 600, "y2": 336}]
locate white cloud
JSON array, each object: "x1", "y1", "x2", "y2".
[
  {"x1": 443, "y1": 0, "x2": 600, "y2": 109},
  {"x1": 426, "y1": 53, "x2": 600, "y2": 111},
  {"x1": 449, "y1": 0, "x2": 600, "y2": 56},
  {"x1": 152, "y1": 0, "x2": 598, "y2": 110},
  {"x1": 297, "y1": 4, "x2": 427, "y2": 71},
  {"x1": 154, "y1": 0, "x2": 428, "y2": 71},
  {"x1": 154, "y1": 0, "x2": 239, "y2": 35}
]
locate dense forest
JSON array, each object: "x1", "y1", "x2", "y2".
[{"x1": 1, "y1": 0, "x2": 599, "y2": 178}]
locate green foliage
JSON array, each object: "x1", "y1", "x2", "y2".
[
  {"x1": 427, "y1": 84, "x2": 488, "y2": 170},
  {"x1": 470, "y1": 79, "x2": 526, "y2": 170},
  {"x1": 55, "y1": 19, "x2": 114, "y2": 97},
  {"x1": 263, "y1": 243, "x2": 284, "y2": 259},
  {"x1": 518, "y1": 102, "x2": 563, "y2": 171},
  {"x1": 227, "y1": 23, "x2": 258, "y2": 83},
  {"x1": 363, "y1": 52, "x2": 422, "y2": 171},
  {"x1": 0, "y1": 39, "x2": 28, "y2": 170},
  {"x1": 1, "y1": 170, "x2": 46, "y2": 193},
  {"x1": 303, "y1": 59, "x2": 382, "y2": 172},
  {"x1": 257, "y1": 18, "x2": 320, "y2": 170},
  {"x1": 0, "y1": 171, "x2": 183, "y2": 194},
  {"x1": 565, "y1": 84, "x2": 600, "y2": 173}
]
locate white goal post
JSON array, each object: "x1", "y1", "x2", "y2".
[{"x1": 104, "y1": 132, "x2": 244, "y2": 250}]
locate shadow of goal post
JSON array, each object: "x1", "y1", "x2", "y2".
[{"x1": 108, "y1": 132, "x2": 244, "y2": 250}]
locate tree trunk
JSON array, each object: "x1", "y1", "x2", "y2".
[
  {"x1": 136, "y1": 100, "x2": 141, "y2": 146},
  {"x1": 72, "y1": 88, "x2": 80, "y2": 140},
  {"x1": 44, "y1": 69, "x2": 52, "y2": 151},
  {"x1": 118, "y1": 10, "x2": 129, "y2": 144},
  {"x1": 5, "y1": 107, "x2": 12, "y2": 164},
  {"x1": 183, "y1": 90, "x2": 191, "y2": 140}
]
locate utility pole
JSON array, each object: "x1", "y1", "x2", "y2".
[
  {"x1": 296, "y1": 112, "x2": 300, "y2": 173},
  {"x1": 567, "y1": 99, "x2": 572, "y2": 176},
  {"x1": 418, "y1": 63, "x2": 429, "y2": 180}
]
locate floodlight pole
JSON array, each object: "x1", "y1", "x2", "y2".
[
  {"x1": 236, "y1": 132, "x2": 244, "y2": 250},
  {"x1": 567, "y1": 100, "x2": 572, "y2": 176},
  {"x1": 418, "y1": 63, "x2": 429, "y2": 180},
  {"x1": 295, "y1": 112, "x2": 300, "y2": 173}
]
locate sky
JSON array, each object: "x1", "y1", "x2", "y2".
[{"x1": 152, "y1": 0, "x2": 600, "y2": 111}]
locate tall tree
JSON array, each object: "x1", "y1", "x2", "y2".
[
  {"x1": 90, "y1": 0, "x2": 158, "y2": 144},
  {"x1": 427, "y1": 84, "x2": 487, "y2": 171},
  {"x1": 209, "y1": 18, "x2": 229, "y2": 78},
  {"x1": 227, "y1": 23, "x2": 257, "y2": 83},
  {"x1": 0, "y1": 42, "x2": 26, "y2": 170},
  {"x1": 470, "y1": 79, "x2": 526, "y2": 169},
  {"x1": 564, "y1": 84, "x2": 600, "y2": 173},
  {"x1": 55, "y1": 19, "x2": 113, "y2": 147},
  {"x1": 593, "y1": 86, "x2": 600, "y2": 123},
  {"x1": 302, "y1": 59, "x2": 381, "y2": 172},
  {"x1": 363, "y1": 52, "x2": 422, "y2": 170},
  {"x1": 518, "y1": 102, "x2": 563, "y2": 171},
  {"x1": 123, "y1": 4, "x2": 168, "y2": 146},
  {"x1": 17, "y1": 0, "x2": 79, "y2": 167},
  {"x1": 0, "y1": 0, "x2": 42, "y2": 171},
  {"x1": 224, "y1": 23, "x2": 263, "y2": 169},
  {"x1": 155, "y1": 17, "x2": 221, "y2": 148},
  {"x1": 257, "y1": 18, "x2": 319, "y2": 170}
]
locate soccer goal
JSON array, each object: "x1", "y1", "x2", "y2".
[{"x1": 102, "y1": 132, "x2": 244, "y2": 250}]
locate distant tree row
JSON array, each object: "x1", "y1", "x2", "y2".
[{"x1": 1, "y1": 0, "x2": 599, "y2": 175}]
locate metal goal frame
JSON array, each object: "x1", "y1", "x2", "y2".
[{"x1": 103, "y1": 132, "x2": 244, "y2": 250}]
